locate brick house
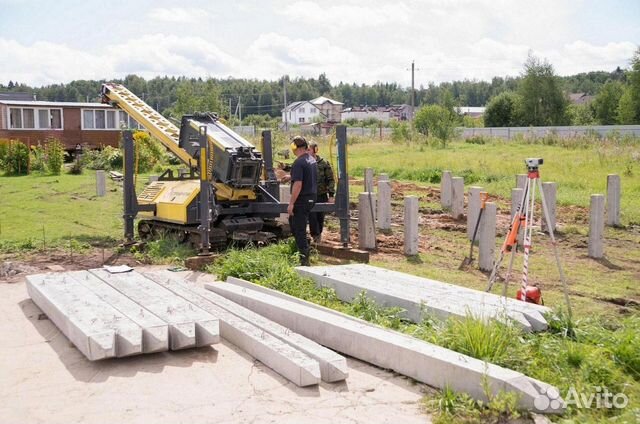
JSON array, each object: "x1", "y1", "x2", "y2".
[{"x1": 0, "y1": 99, "x2": 140, "y2": 151}]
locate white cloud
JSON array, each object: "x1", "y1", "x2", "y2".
[
  {"x1": 280, "y1": 1, "x2": 410, "y2": 30},
  {"x1": 148, "y1": 7, "x2": 213, "y2": 24}
]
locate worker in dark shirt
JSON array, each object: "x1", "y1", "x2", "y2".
[
  {"x1": 287, "y1": 136, "x2": 317, "y2": 266},
  {"x1": 308, "y1": 141, "x2": 335, "y2": 243}
]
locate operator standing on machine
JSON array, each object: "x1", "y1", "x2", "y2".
[
  {"x1": 287, "y1": 136, "x2": 317, "y2": 266},
  {"x1": 308, "y1": 141, "x2": 335, "y2": 243}
]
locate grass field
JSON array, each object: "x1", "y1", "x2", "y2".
[{"x1": 342, "y1": 136, "x2": 640, "y2": 225}]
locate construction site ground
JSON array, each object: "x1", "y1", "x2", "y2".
[{"x1": 1, "y1": 266, "x2": 430, "y2": 424}]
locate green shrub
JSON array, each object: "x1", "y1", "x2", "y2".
[
  {"x1": 82, "y1": 146, "x2": 122, "y2": 170},
  {"x1": 1, "y1": 141, "x2": 30, "y2": 175},
  {"x1": 464, "y1": 135, "x2": 487, "y2": 145},
  {"x1": 45, "y1": 139, "x2": 65, "y2": 175},
  {"x1": 29, "y1": 144, "x2": 46, "y2": 172}
]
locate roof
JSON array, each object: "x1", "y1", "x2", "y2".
[
  {"x1": 310, "y1": 96, "x2": 344, "y2": 106},
  {"x1": 281, "y1": 100, "x2": 319, "y2": 113},
  {"x1": 0, "y1": 92, "x2": 34, "y2": 101},
  {"x1": 568, "y1": 93, "x2": 594, "y2": 105},
  {"x1": 0, "y1": 100, "x2": 112, "y2": 108}
]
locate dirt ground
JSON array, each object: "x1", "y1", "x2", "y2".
[{"x1": 0, "y1": 267, "x2": 430, "y2": 424}]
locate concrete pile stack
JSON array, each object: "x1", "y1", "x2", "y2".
[
  {"x1": 206, "y1": 277, "x2": 564, "y2": 414},
  {"x1": 295, "y1": 264, "x2": 551, "y2": 332},
  {"x1": 26, "y1": 268, "x2": 348, "y2": 387}
]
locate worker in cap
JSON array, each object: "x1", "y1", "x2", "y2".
[
  {"x1": 307, "y1": 141, "x2": 335, "y2": 243},
  {"x1": 287, "y1": 136, "x2": 317, "y2": 266}
]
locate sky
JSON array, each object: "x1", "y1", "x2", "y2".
[{"x1": 0, "y1": 0, "x2": 638, "y2": 88}]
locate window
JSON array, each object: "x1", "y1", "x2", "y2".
[
  {"x1": 106, "y1": 110, "x2": 116, "y2": 128},
  {"x1": 50, "y1": 110, "x2": 62, "y2": 129},
  {"x1": 300, "y1": 107, "x2": 305, "y2": 113},
  {"x1": 9, "y1": 108, "x2": 22, "y2": 128},
  {"x1": 38, "y1": 110, "x2": 49, "y2": 128},
  {"x1": 95, "y1": 110, "x2": 106, "y2": 129},
  {"x1": 8, "y1": 107, "x2": 62, "y2": 130},
  {"x1": 83, "y1": 110, "x2": 95, "y2": 129},
  {"x1": 23, "y1": 109, "x2": 35, "y2": 128},
  {"x1": 298, "y1": 117, "x2": 305, "y2": 123},
  {"x1": 82, "y1": 108, "x2": 123, "y2": 130}
]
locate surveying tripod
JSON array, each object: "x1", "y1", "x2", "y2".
[{"x1": 486, "y1": 158, "x2": 572, "y2": 317}]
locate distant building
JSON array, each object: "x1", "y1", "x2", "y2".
[
  {"x1": 456, "y1": 106, "x2": 486, "y2": 118},
  {"x1": 568, "y1": 93, "x2": 595, "y2": 105},
  {"x1": 0, "y1": 99, "x2": 141, "y2": 150},
  {"x1": 281, "y1": 100, "x2": 323, "y2": 125},
  {"x1": 0, "y1": 92, "x2": 35, "y2": 101},
  {"x1": 310, "y1": 96, "x2": 343, "y2": 123},
  {"x1": 341, "y1": 104, "x2": 412, "y2": 122}
]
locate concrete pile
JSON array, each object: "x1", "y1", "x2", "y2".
[
  {"x1": 206, "y1": 278, "x2": 564, "y2": 414},
  {"x1": 295, "y1": 264, "x2": 551, "y2": 332},
  {"x1": 26, "y1": 268, "x2": 347, "y2": 387}
]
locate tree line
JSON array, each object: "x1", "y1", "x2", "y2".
[{"x1": 1, "y1": 48, "x2": 638, "y2": 126}]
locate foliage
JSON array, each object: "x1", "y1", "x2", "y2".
[
  {"x1": 518, "y1": 53, "x2": 568, "y2": 126},
  {"x1": 29, "y1": 144, "x2": 47, "y2": 172},
  {"x1": 45, "y1": 139, "x2": 65, "y2": 175},
  {"x1": 167, "y1": 79, "x2": 227, "y2": 118},
  {"x1": 82, "y1": 146, "x2": 122, "y2": 170},
  {"x1": 132, "y1": 131, "x2": 165, "y2": 173},
  {"x1": 242, "y1": 113, "x2": 279, "y2": 129},
  {"x1": 617, "y1": 85, "x2": 637, "y2": 124},
  {"x1": 390, "y1": 120, "x2": 412, "y2": 143},
  {"x1": 483, "y1": 91, "x2": 522, "y2": 127},
  {"x1": 626, "y1": 47, "x2": 640, "y2": 123},
  {"x1": 461, "y1": 114, "x2": 483, "y2": 128},
  {"x1": 1, "y1": 140, "x2": 30, "y2": 175},
  {"x1": 132, "y1": 232, "x2": 195, "y2": 265},
  {"x1": 414, "y1": 104, "x2": 458, "y2": 147},
  {"x1": 566, "y1": 103, "x2": 596, "y2": 125},
  {"x1": 592, "y1": 81, "x2": 624, "y2": 124}
]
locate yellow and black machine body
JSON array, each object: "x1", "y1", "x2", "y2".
[{"x1": 102, "y1": 83, "x2": 351, "y2": 252}]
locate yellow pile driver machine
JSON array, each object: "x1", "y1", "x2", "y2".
[{"x1": 100, "y1": 83, "x2": 350, "y2": 253}]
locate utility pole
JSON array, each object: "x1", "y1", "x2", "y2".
[
  {"x1": 410, "y1": 60, "x2": 415, "y2": 121},
  {"x1": 239, "y1": 96, "x2": 242, "y2": 122},
  {"x1": 283, "y1": 76, "x2": 288, "y2": 132}
]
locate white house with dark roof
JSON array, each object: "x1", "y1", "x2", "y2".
[{"x1": 281, "y1": 100, "x2": 322, "y2": 124}]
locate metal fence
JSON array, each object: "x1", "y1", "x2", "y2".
[
  {"x1": 231, "y1": 125, "x2": 256, "y2": 136},
  {"x1": 459, "y1": 125, "x2": 640, "y2": 139}
]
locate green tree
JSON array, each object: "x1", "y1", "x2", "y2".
[
  {"x1": 592, "y1": 81, "x2": 623, "y2": 124},
  {"x1": 566, "y1": 103, "x2": 596, "y2": 125},
  {"x1": 617, "y1": 86, "x2": 636, "y2": 124},
  {"x1": 518, "y1": 53, "x2": 568, "y2": 126},
  {"x1": 624, "y1": 47, "x2": 640, "y2": 123},
  {"x1": 45, "y1": 139, "x2": 65, "y2": 175},
  {"x1": 414, "y1": 104, "x2": 458, "y2": 147},
  {"x1": 484, "y1": 91, "x2": 522, "y2": 127}
]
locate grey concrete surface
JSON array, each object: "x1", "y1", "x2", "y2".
[
  {"x1": 364, "y1": 168, "x2": 374, "y2": 193},
  {"x1": 440, "y1": 170, "x2": 452, "y2": 210},
  {"x1": 140, "y1": 271, "x2": 321, "y2": 387},
  {"x1": 2, "y1": 277, "x2": 428, "y2": 424},
  {"x1": 451, "y1": 177, "x2": 464, "y2": 220},
  {"x1": 26, "y1": 273, "x2": 143, "y2": 360},
  {"x1": 377, "y1": 181, "x2": 392, "y2": 230},
  {"x1": 478, "y1": 202, "x2": 497, "y2": 272},
  {"x1": 589, "y1": 194, "x2": 605, "y2": 258},
  {"x1": 606, "y1": 174, "x2": 621, "y2": 227},
  {"x1": 89, "y1": 269, "x2": 219, "y2": 350},
  {"x1": 403, "y1": 196, "x2": 419, "y2": 256},
  {"x1": 205, "y1": 282, "x2": 564, "y2": 414},
  {"x1": 466, "y1": 186, "x2": 483, "y2": 241},
  {"x1": 295, "y1": 265, "x2": 550, "y2": 331},
  {"x1": 70, "y1": 270, "x2": 169, "y2": 353},
  {"x1": 541, "y1": 182, "x2": 557, "y2": 233},
  {"x1": 358, "y1": 192, "x2": 376, "y2": 250}
]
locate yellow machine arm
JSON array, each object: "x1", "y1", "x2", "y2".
[{"x1": 101, "y1": 83, "x2": 197, "y2": 168}]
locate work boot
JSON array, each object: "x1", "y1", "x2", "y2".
[
  {"x1": 300, "y1": 251, "x2": 311, "y2": 266},
  {"x1": 312, "y1": 234, "x2": 321, "y2": 244}
]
